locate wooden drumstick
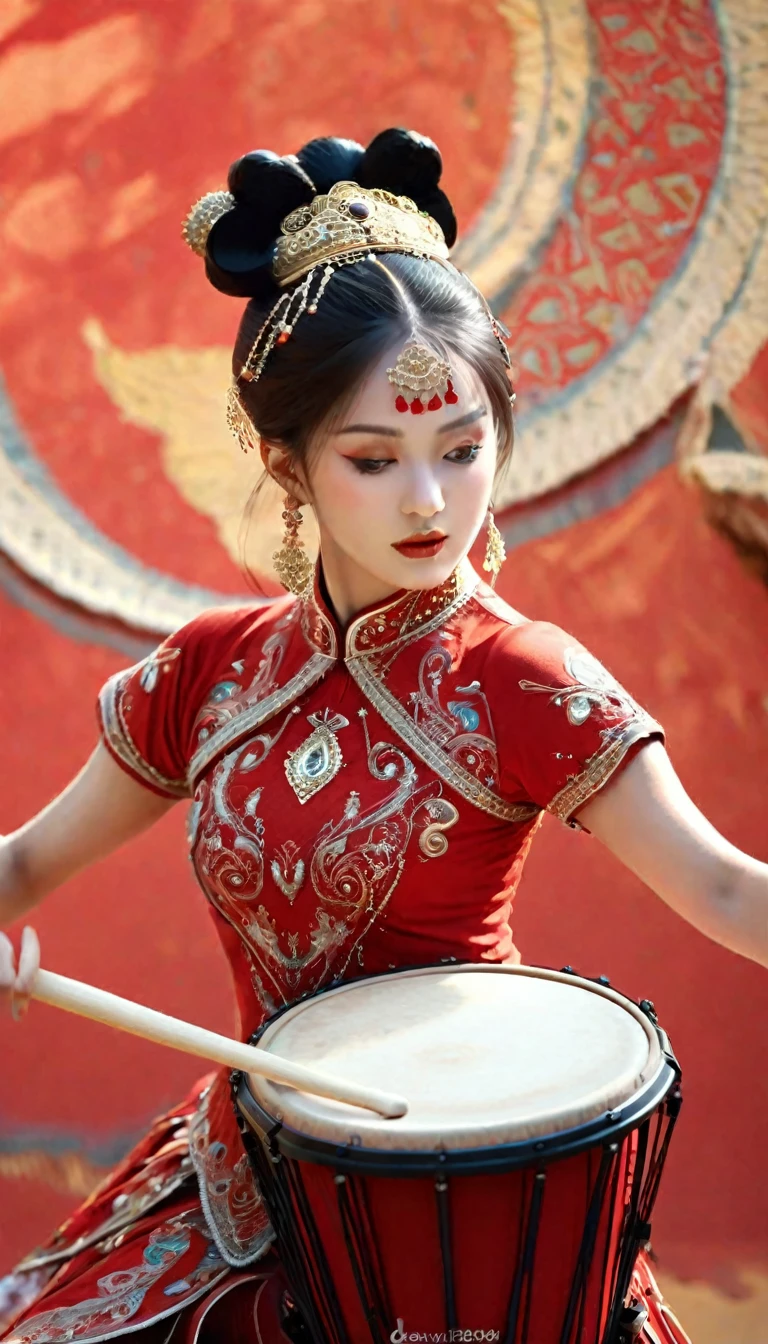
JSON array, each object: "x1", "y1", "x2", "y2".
[{"x1": 27, "y1": 969, "x2": 408, "y2": 1120}]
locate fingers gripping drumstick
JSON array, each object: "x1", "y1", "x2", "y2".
[{"x1": 26, "y1": 968, "x2": 408, "y2": 1120}]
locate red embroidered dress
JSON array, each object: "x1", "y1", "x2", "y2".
[{"x1": 1, "y1": 562, "x2": 691, "y2": 1343}]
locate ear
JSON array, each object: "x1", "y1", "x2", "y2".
[{"x1": 260, "y1": 440, "x2": 311, "y2": 506}]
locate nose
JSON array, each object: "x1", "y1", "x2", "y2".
[{"x1": 400, "y1": 464, "x2": 445, "y2": 520}]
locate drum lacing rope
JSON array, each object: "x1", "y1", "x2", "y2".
[
  {"x1": 282, "y1": 1156, "x2": 352, "y2": 1344},
  {"x1": 434, "y1": 1155, "x2": 458, "y2": 1330},
  {"x1": 335, "y1": 1171, "x2": 392, "y2": 1343},
  {"x1": 502, "y1": 1168, "x2": 546, "y2": 1344},
  {"x1": 241, "y1": 1113, "x2": 348, "y2": 1344},
  {"x1": 595, "y1": 1138, "x2": 626, "y2": 1338},
  {"x1": 559, "y1": 1143, "x2": 619, "y2": 1344}
]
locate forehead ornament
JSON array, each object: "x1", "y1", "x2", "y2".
[{"x1": 386, "y1": 341, "x2": 458, "y2": 414}]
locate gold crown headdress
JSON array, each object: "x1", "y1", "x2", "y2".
[{"x1": 182, "y1": 179, "x2": 513, "y2": 451}]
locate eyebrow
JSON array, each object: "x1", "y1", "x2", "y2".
[{"x1": 336, "y1": 406, "x2": 487, "y2": 438}]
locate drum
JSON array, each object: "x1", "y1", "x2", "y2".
[{"x1": 233, "y1": 963, "x2": 681, "y2": 1344}]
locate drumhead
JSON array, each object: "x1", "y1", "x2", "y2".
[{"x1": 246, "y1": 965, "x2": 663, "y2": 1151}]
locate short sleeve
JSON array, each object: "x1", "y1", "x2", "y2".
[
  {"x1": 96, "y1": 609, "x2": 236, "y2": 799},
  {"x1": 498, "y1": 622, "x2": 664, "y2": 827}
]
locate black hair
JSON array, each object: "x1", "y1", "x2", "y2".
[
  {"x1": 201, "y1": 128, "x2": 515, "y2": 595},
  {"x1": 203, "y1": 127, "x2": 515, "y2": 476}
]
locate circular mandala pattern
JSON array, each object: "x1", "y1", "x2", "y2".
[{"x1": 0, "y1": 0, "x2": 766, "y2": 631}]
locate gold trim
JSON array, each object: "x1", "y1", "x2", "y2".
[
  {"x1": 273, "y1": 182, "x2": 448, "y2": 287},
  {"x1": 188, "y1": 652, "x2": 334, "y2": 785},
  {"x1": 345, "y1": 561, "x2": 478, "y2": 659},
  {"x1": 99, "y1": 671, "x2": 190, "y2": 798},
  {"x1": 548, "y1": 717, "x2": 663, "y2": 824},
  {"x1": 496, "y1": 0, "x2": 768, "y2": 508},
  {"x1": 347, "y1": 656, "x2": 539, "y2": 825},
  {"x1": 682, "y1": 450, "x2": 768, "y2": 501},
  {"x1": 455, "y1": 0, "x2": 592, "y2": 295},
  {"x1": 676, "y1": 223, "x2": 768, "y2": 463}
]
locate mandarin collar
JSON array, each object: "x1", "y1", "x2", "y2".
[{"x1": 300, "y1": 557, "x2": 479, "y2": 660}]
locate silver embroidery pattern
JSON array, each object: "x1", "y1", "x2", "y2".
[
  {"x1": 270, "y1": 840, "x2": 305, "y2": 902},
  {"x1": 519, "y1": 647, "x2": 644, "y2": 728},
  {"x1": 99, "y1": 671, "x2": 189, "y2": 799},
  {"x1": 411, "y1": 648, "x2": 500, "y2": 787},
  {"x1": 4, "y1": 1218, "x2": 228, "y2": 1344},
  {"x1": 137, "y1": 645, "x2": 182, "y2": 693},
  {"x1": 548, "y1": 719, "x2": 661, "y2": 824},
  {"x1": 189, "y1": 651, "x2": 333, "y2": 785},
  {"x1": 187, "y1": 726, "x2": 449, "y2": 1262},
  {"x1": 192, "y1": 739, "x2": 352, "y2": 1004},
  {"x1": 193, "y1": 614, "x2": 294, "y2": 744},
  {"x1": 347, "y1": 655, "x2": 539, "y2": 825},
  {"x1": 519, "y1": 647, "x2": 662, "y2": 823},
  {"x1": 187, "y1": 1090, "x2": 275, "y2": 1270},
  {"x1": 309, "y1": 731, "x2": 447, "y2": 978}
]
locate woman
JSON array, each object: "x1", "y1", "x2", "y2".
[{"x1": 1, "y1": 128, "x2": 766, "y2": 1344}]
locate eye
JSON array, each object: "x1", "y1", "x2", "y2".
[
  {"x1": 445, "y1": 442, "x2": 482, "y2": 464},
  {"x1": 347, "y1": 457, "x2": 394, "y2": 475}
]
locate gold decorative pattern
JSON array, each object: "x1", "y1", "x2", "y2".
[
  {"x1": 344, "y1": 560, "x2": 476, "y2": 659},
  {"x1": 454, "y1": 0, "x2": 592, "y2": 295},
  {"x1": 273, "y1": 182, "x2": 449, "y2": 286},
  {"x1": 681, "y1": 450, "x2": 768, "y2": 501},
  {"x1": 99, "y1": 669, "x2": 190, "y2": 798},
  {"x1": 347, "y1": 655, "x2": 539, "y2": 825},
  {"x1": 1, "y1": 2, "x2": 766, "y2": 630},
  {"x1": 497, "y1": 0, "x2": 768, "y2": 508},
  {"x1": 284, "y1": 711, "x2": 347, "y2": 804},
  {"x1": 548, "y1": 719, "x2": 663, "y2": 825}
]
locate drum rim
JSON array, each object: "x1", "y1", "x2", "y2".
[
  {"x1": 233, "y1": 961, "x2": 681, "y2": 1174},
  {"x1": 235, "y1": 1053, "x2": 679, "y2": 1175}
]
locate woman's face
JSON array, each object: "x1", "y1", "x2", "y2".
[{"x1": 301, "y1": 340, "x2": 497, "y2": 608}]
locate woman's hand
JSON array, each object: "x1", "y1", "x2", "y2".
[{"x1": 0, "y1": 926, "x2": 40, "y2": 1020}]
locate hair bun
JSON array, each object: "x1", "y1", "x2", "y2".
[
  {"x1": 227, "y1": 150, "x2": 315, "y2": 232},
  {"x1": 355, "y1": 127, "x2": 456, "y2": 246},
  {"x1": 204, "y1": 207, "x2": 278, "y2": 299},
  {"x1": 205, "y1": 150, "x2": 315, "y2": 299},
  {"x1": 409, "y1": 184, "x2": 457, "y2": 249},
  {"x1": 357, "y1": 128, "x2": 443, "y2": 195},
  {"x1": 297, "y1": 136, "x2": 365, "y2": 194}
]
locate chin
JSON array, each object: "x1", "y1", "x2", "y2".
[{"x1": 388, "y1": 548, "x2": 466, "y2": 591}]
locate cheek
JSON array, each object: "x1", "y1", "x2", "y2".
[{"x1": 311, "y1": 462, "x2": 389, "y2": 533}]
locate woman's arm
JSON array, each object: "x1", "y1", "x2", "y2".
[
  {"x1": 0, "y1": 741, "x2": 177, "y2": 1007},
  {"x1": 576, "y1": 740, "x2": 768, "y2": 968}
]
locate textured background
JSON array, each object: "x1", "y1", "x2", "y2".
[{"x1": 1, "y1": 2, "x2": 767, "y2": 1339}]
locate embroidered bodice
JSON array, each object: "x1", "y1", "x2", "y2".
[{"x1": 98, "y1": 559, "x2": 662, "y2": 1265}]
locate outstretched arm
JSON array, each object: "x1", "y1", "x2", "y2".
[
  {"x1": 0, "y1": 741, "x2": 177, "y2": 1008},
  {"x1": 576, "y1": 740, "x2": 768, "y2": 968}
]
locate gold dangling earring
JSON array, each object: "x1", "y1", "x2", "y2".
[
  {"x1": 226, "y1": 380, "x2": 261, "y2": 455},
  {"x1": 272, "y1": 494, "x2": 314, "y2": 595},
  {"x1": 483, "y1": 505, "x2": 506, "y2": 589}
]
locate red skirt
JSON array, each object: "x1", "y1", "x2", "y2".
[{"x1": 0, "y1": 1081, "x2": 692, "y2": 1344}]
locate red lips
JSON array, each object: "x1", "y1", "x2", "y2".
[{"x1": 392, "y1": 530, "x2": 448, "y2": 559}]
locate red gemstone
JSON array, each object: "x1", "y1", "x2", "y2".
[
  {"x1": 395, "y1": 395, "x2": 409, "y2": 413},
  {"x1": 445, "y1": 380, "x2": 458, "y2": 404},
  {"x1": 276, "y1": 331, "x2": 290, "y2": 345},
  {"x1": 410, "y1": 398, "x2": 424, "y2": 414},
  {"x1": 427, "y1": 394, "x2": 442, "y2": 410}
]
